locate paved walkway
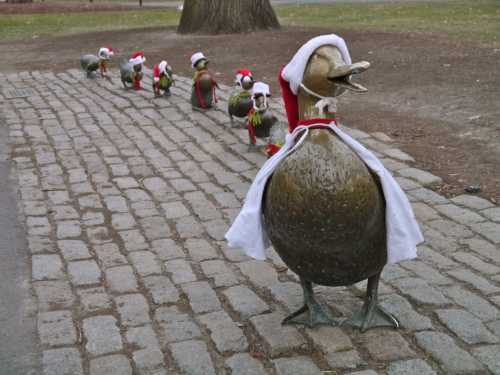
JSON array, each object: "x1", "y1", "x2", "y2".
[{"x1": 0, "y1": 67, "x2": 499, "y2": 375}]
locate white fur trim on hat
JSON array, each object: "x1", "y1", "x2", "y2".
[
  {"x1": 159, "y1": 60, "x2": 168, "y2": 74},
  {"x1": 129, "y1": 52, "x2": 146, "y2": 66},
  {"x1": 191, "y1": 52, "x2": 206, "y2": 68},
  {"x1": 281, "y1": 34, "x2": 351, "y2": 95},
  {"x1": 252, "y1": 82, "x2": 270, "y2": 97},
  {"x1": 98, "y1": 47, "x2": 113, "y2": 60}
]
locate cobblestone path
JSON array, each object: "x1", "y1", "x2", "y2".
[{"x1": 1, "y1": 67, "x2": 499, "y2": 375}]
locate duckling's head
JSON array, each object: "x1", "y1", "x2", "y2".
[{"x1": 302, "y1": 44, "x2": 370, "y2": 98}]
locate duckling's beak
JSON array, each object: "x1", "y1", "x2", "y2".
[{"x1": 328, "y1": 61, "x2": 370, "y2": 93}]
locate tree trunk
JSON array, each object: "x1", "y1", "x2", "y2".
[{"x1": 178, "y1": 0, "x2": 280, "y2": 34}]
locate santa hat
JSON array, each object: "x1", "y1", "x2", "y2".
[
  {"x1": 129, "y1": 51, "x2": 146, "y2": 66},
  {"x1": 279, "y1": 34, "x2": 351, "y2": 132},
  {"x1": 235, "y1": 69, "x2": 253, "y2": 86},
  {"x1": 159, "y1": 60, "x2": 168, "y2": 74},
  {"x1": 191, "y1": 52, "x2": 207, "y2": 68},
  {"x1": 98, "y1": 46, "x2": 114, "y2": 59}
]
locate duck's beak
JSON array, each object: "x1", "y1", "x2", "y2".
[{"x1": 328, "y1": 61, "x2": 371, "y2": 93}]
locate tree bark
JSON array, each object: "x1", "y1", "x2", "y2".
[{"x1": 178, "y1": 0, "x2": 280, "y2": 34}]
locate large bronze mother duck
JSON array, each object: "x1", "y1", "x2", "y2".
[{"x1": 226, "y1": 35, "x2": 423, "y2": 331}]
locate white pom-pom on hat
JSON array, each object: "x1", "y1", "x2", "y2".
[
  {"x1": 129, "y1": 51, "x2": 146, "y2": 66},
  {"x1": 98, "y1": 46, "x2": 114, "y2": 60}
]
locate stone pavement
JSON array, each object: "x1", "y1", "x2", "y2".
[{"x1": 0, "y1": 66, "x2": 499, "y2": 375}]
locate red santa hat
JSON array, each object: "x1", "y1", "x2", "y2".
[
  {"x1": 98, "y1": 46, "x2": 114, "y2": 59},
  {"x1": 235, "y1": 69, "x2": 253, "y2": 86},
  {"x1": 154, "y1": 60, "x2": 169, "y2": 82},
  {"x1": 279, "y1": 34, "x2": 351, "y2": 132},
  {"x1": 129, "y1": 51, "x2": 146, "y2": 66}
]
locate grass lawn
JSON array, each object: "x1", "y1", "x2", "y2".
[
  {"x1": 278, "y1": 0, "x2": 500, "y2": 46},
  {"x1": 0, "y1": 0, "x2": 498, "y2": 46},
  {"x1": 0, "y1": 9, "x2": 180, "y2": 41}
]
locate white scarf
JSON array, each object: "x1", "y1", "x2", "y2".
[{"x1": 225, "y1": 122, "x2": 423, "y2": 264}]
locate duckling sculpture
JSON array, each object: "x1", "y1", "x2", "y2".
[
  {"x1": 80, "y1": 46, "x2": 114, "y2": 80},
  {"x1": 153, "y1": 60, "x2": 174, "y2": 98},
  {"x1": 120, "y1": 51, "x2": 146, "y2": 90},
  {"x1": 247, "y1": 82, "x2": 277, "y2": 150},
  {"x1": 191, "y1": 52, "x2": 218, "y2": 110},
  {"x1": 226, "y1": 35, "x2": 423, "y2": 331},
  {"x1": 265, "y1": 120, "x2": 288, "y2": 158},
  {"x1": 228, "y1": 69, "x2": 254, "y2": 126}
]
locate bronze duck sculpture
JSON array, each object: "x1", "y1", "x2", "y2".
[
  {"x1": 226, "y1": 35, "x2": 423, "y2": 332},
  {"x1": 247, "y1": 82, "x2": 277, "y2": 150},
  {"x1": 120, "y1": 51, "x2": 146, "y2": 90},
  {"x1": 80, "y1": 46, "x2": 113, "y2": 80},
  {"x1": 228, "y1": 69, "x2": 255, "y2": 126},
  {"x1": 190, "y1": 52, "x2": 218, "y2": 110},
  {"x1": 153, "y1": 60, "x2": 174, "y2": 98}
]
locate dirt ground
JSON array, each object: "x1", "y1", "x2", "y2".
[{"x1": 1, "y1": 9, "x2": 499, "y2": 202}]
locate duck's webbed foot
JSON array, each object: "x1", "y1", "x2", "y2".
[
  {"x1": 282, "y1": 278, "x2": 335, "y2": 328},
  {"x1": 348, "y1": 273, "x2": 399, "y2": 332}
]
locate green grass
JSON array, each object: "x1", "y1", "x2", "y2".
[
  {"x1": 276, "y1": 0, "x2": 500, "y2": 46},
  {"x1": 0, "y1": 9, "x2": 180, "y2": 41}
]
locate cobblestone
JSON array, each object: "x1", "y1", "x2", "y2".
[
  {"x1": 165, "y1": 258, "x2": 197, "y2": 284},
  {"x1": 223, "y1": 285, "x2": 270, "y2": 319},
  {"x1": 89, "y1": 355, "x2": 132, "y2": 375},
  {"x1": 415, "y1": 331, "x2": 484, "y2": 374},
  {"x1": 273, "y1": 356, "x2": 322, "y2": 375},
  {"x1": 199, "y1": 310, "x2": 248, "y2": 353},
  {"x1": 143, "y1": 275, "x2": 179, "y2": 305},
  {"x1": 115, "y1": 293, "x2": 151, "y2": 326},
  {"x1": 391, "y1": 277, "x2": 450, "y2": 306},
  {"x1": 7, "y1": 69, "x2": 500, "y2": 374},
  {"x1": 67, "y1": 259, "x2": 102, "y2": 286},
  {"x1": 34, "y1": 280, "x2": 75, "y2": 311},
  {"x1": 77, "y1": 287, "x2": 112, "y2": 314},
  {"x1": 38, "y1": 310, "x2": 77, "y2": 347},
  {"x1": 170, "y1": 340, "x2": 216, "y2": 375},
  {"x1": 225, "y1": 353, "x2": 266, "y2": 375},
  {"x1": 82, "y1": 315, "x2": 123, "y2": 356},
  {"x1": 182, "y1": 281, "x2": 221, "y2": 314},
  {"x1": 155, "y1": 306, "x2": 202, "y2": 343},
  {"x1": 250, "y1": 312, "x2": 307, "y2": 357},
  {"x1": 451, "y1": 194, "x2": 495, "y2": 210},
  {"x1": 472, "y1": 345, "x2": 500, "y2": 374},
  {"x1": 128, "y1": 251, "x2": 162, "y2": 276},
  {"x1": 105, "y1": 265, "x2": 139, "y2": 294},
  {"x1": 42, "y1": 348, "x2": 83, "y2": 375},
  {"x1": 443, "y1": 286, "x2": 500, "y2": 321},
  {"x1": 387, "y1": 359, "x2": 437, "y2": 375},
  {"x1": 32, "y1": 254, "x2": 64, "y2": 281},
  {"x1": 380, "y1": 294, "x2": 433, "y2": 331},
  {"x1": 435, "y1": 309, "x2": 498, "y2": 344},
  {"x1": 398, "y1": 167, "x2": 442, "y2": 186},
  {"x1": 363, "y1": 330, "x2": 416, "y2": 361},
  {"x1": 326, "y1": 350, "x2": 365, "y2": 370}
]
